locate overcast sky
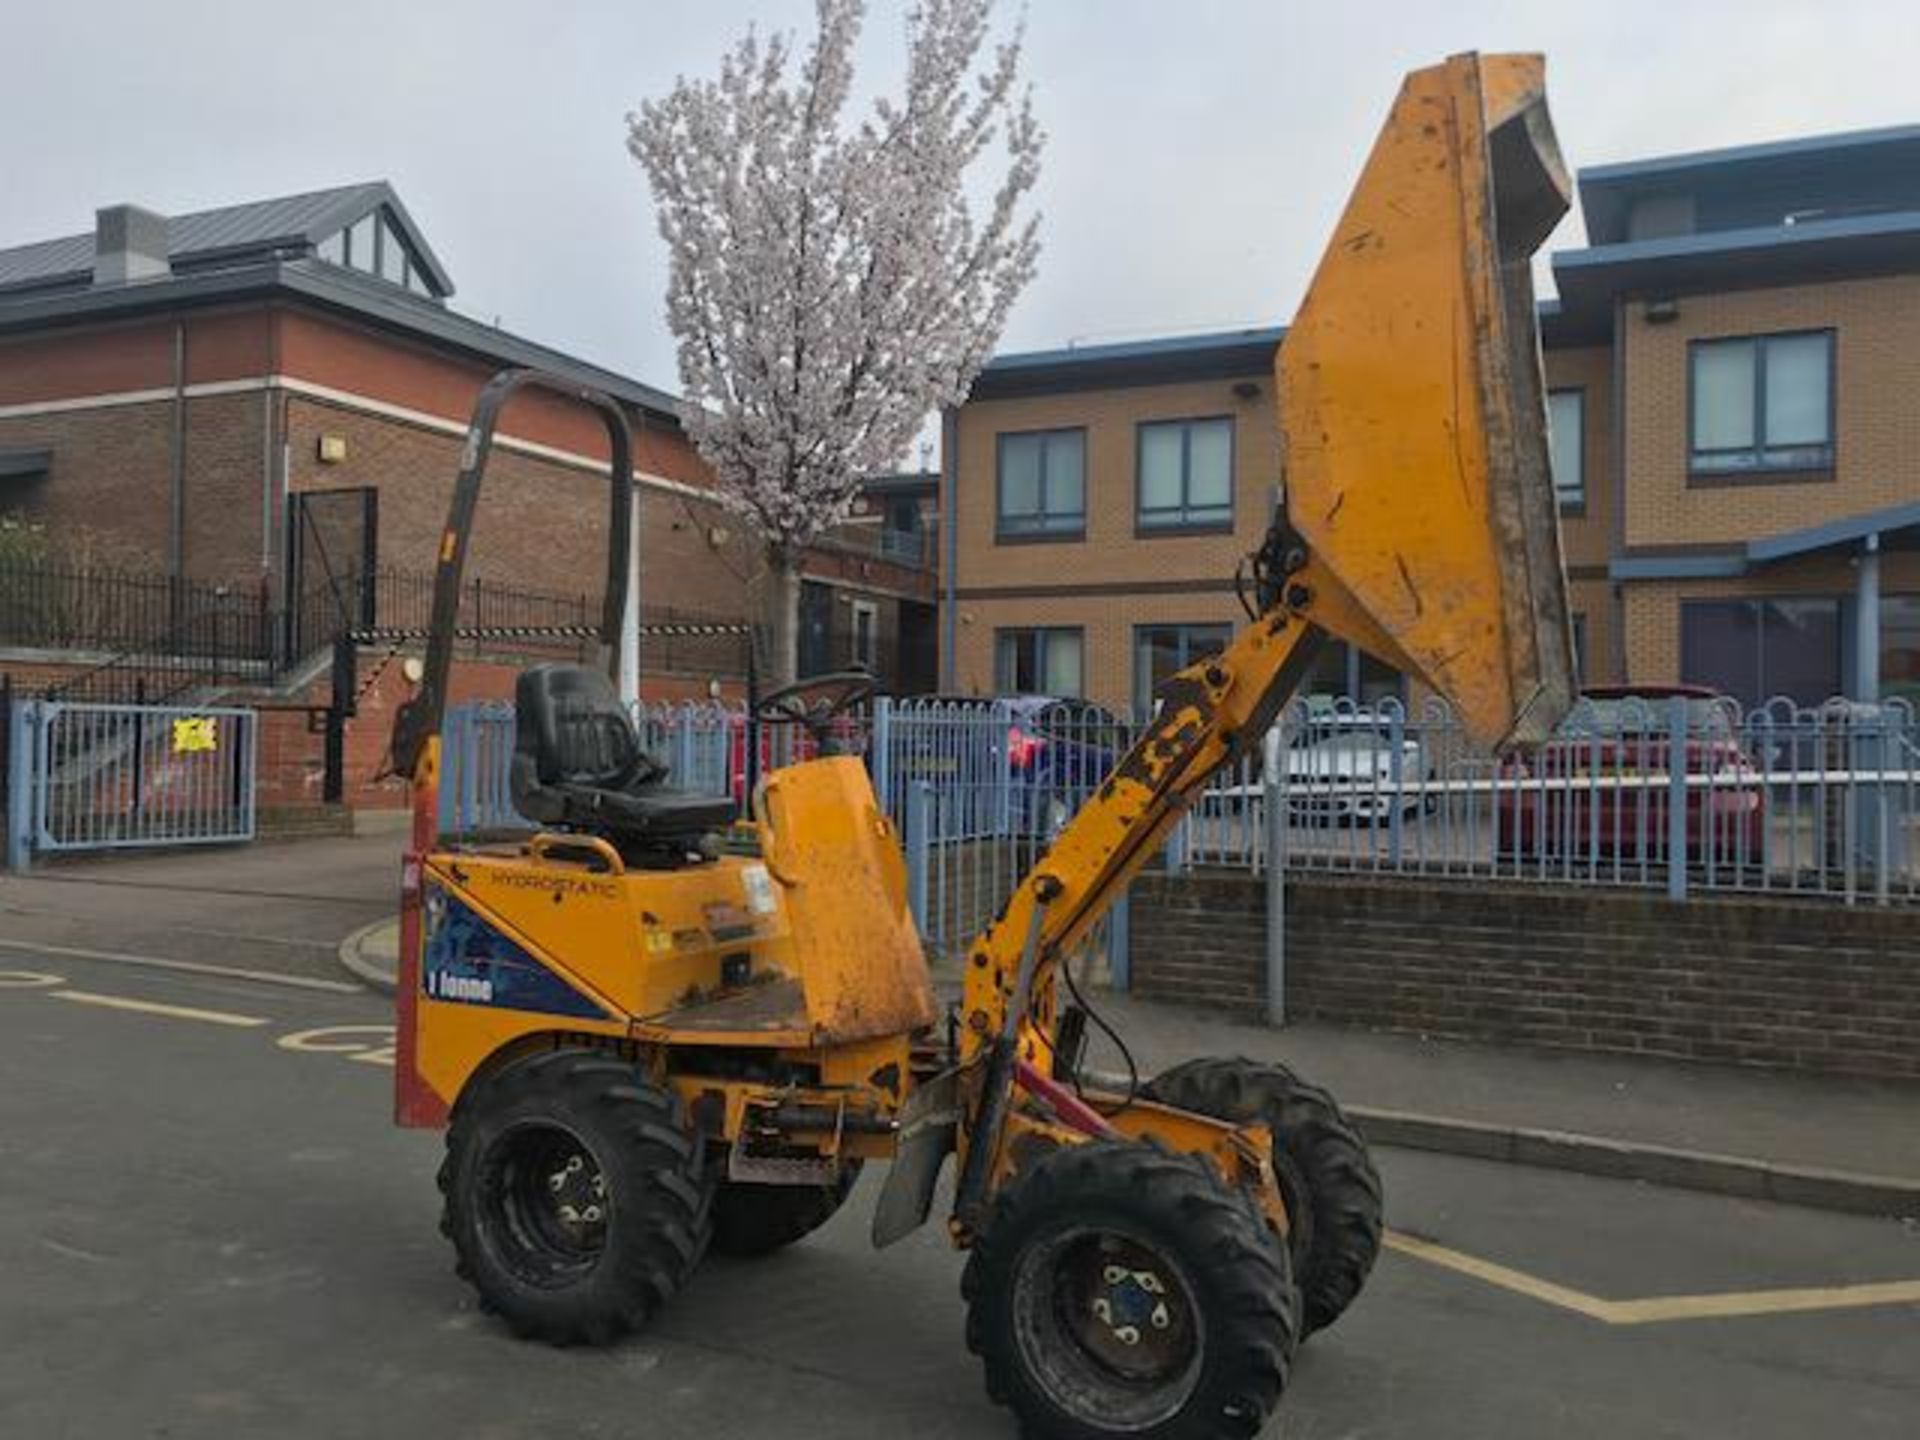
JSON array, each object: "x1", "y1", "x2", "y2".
[{"x1": 5, "y1": 1, "x2": 1917, "y2": 406}]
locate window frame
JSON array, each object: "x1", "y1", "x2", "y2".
[
  {"x1": 1686, "y1": 329, "x2": 1836, "y2": 484},
  {"x1": 1132, "y1": 622, "x2": 1234, "y2": 716},
  {"x1": 994, "y1": 427, "x2": 1088, "y2": 543},
  {"x1": 1547, "y1": 387, "x2": 1586, "y2": 513},
  {"x1": 1134, "y1": 415, "x2": 1236, "y2": 535},
  {"x1": 994, "y1": 625, "x2": 1085, "y2": 697}
]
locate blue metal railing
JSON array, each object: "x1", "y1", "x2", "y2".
[{"x1": 6, "y1": 698, "x2": 256, "y2": 868}]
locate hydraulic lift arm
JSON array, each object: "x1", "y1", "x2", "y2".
[{"x1": 951, "y1": 52, "x2": 1580, "y2": 1221}]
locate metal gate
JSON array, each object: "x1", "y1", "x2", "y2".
[
  {"x1": 5, "y1": 699, "x2": 256, "y2": 868},
  {"x1": 286, "y1": 487, "x2": 377, "y2": 659}
]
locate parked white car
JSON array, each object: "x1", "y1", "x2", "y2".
[{"x1": 1205, "y1": 711, "x2": 1432, "y2": 824}]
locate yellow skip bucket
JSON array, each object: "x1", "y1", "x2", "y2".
[{"x1": 1278, "y1": 52, "x2": 1578, "y2": 752}]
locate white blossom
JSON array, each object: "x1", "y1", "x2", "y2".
[{"x1": 628, "y1": 0, "x2": 1043, "y2": 675}]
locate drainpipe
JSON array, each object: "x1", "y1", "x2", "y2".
[
  {"x1": 941, "y1": 406, "x2": 958, "y2": 690},
  {"x1": 170, "y1": 320, "x2": 187, "y2": 579},
  {"x1": 1855, "y1": 533, "x2": 1882, "y2": 702}
]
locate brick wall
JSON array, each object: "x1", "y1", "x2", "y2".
[
  {"x1": 1544, "y1": 344, "x2": 1614, "y2": 573},
  {"x1": 1129, "y1": 870, "x2": 1920, "y2": 1079},
  {"x1": 0, "y1": 401, "x2": 176, "y2": 571}
]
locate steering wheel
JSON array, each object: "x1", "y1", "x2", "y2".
[{"x1": 754, "y1": 669, "x2": 880, "y2": 750}]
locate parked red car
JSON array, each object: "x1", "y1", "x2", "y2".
[{"x1": 1496, "y1": 685, "x2": 1766, "y2": 866}]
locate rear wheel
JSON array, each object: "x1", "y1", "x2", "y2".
[
  {"x1": 1145, "y1": 1057, "x2": 1382, "y2": 1337},
  {"x1": 963, "y1": 1140, "x2": 1296, "y2": 1440},
  {"x1": 439, "y1": 1049, "x2": 711, "y2": 1345},
  {"x1": 710, "y1": 1162, "x2": 863, "y2": 1257}
]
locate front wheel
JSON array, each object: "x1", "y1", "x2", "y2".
[
  {"x1": 1145, "y1": 1057, "x2": 1382, "y2": 1337},
  {"x1": 963, "y1": 1141, "x2": 1297, "y2": 1440},
  {"x1": 439, "y1": 1049, "x2": 712, "y2": 1345}
]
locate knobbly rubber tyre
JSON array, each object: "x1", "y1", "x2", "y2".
[
  {"x1": 962, "y1": 1140, "x2": 1296, "y2": 1440},
  {"x1": 709, "y1": 1162, "x2": 863, "y2": 1257},
  {"x1": 1145, "y1": 1056, "x2": 1383, "y2": 1337},
  {"x1": 439, "y1": 1049, "x2": 711, "y2": 1345}
]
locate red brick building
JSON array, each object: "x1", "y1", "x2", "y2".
[{"x1": 0, "y1": 183, "x2": 935, "y2": 809}]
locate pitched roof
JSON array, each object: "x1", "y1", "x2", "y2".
[{"x1": 0, "y1": 181, "x2": 454, "y2": 297}]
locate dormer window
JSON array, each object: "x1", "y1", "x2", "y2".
[{"x1": 315, "y1": 208, "x2": 435, "y2": 297}]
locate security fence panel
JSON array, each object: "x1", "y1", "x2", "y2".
[
  {"x1": 432, "y1": 688, "x2": 1917, "y2": 926},
  {"x1": 1246, "y1": 693, "x2": 1918, "y2": 906},
  {"x1": 27, "y1": 700, "x2": 255, "y2": 854}
]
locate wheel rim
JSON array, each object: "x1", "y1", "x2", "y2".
[
  {"x1": 478, "y1": 1120, "x2": 610, "y2": 1288},
  {"x1": 1011, "y1": 1224, "x2": 1204, "y2": 1431}
]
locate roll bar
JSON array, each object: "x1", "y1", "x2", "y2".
[{"x1": 389, "y1": 368, "x2": 635, "y2": 780}]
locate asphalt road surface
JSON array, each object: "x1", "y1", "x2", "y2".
[{"x1": 1, "y1": 943, "x2": 1916, "y2": 1440}]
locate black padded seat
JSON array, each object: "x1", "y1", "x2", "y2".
[{"x1": 510, "y1": 664, "x2": 733, "y2": 851}]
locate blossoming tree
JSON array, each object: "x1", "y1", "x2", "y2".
[{"x1": 628, "y1": 0, "x2": 1043, "y2": 684}]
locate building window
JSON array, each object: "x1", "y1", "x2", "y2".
[
  {"x1": 317, "y1": 210, "x2": 432, "y2": 296},
  {"x1": 344, "y1": 214, "x2": 377, "y2": 272},
  {"x1": 1680, "y1": 597, "x2": 1841, "y2": 708},
  {"x1": 1689, "y1": 331, "x2": 1833, "y2": 476},
  {"x1": 850, "y1": 599, "x2": 878, "y2": 669},
  {"x1": 1301, "y1": 640, "x2": 1403, "y2": 708},
  {"x1": 996, "y1": 429, "x2": 1085, "y2": 539},
  {"x1": 1548, "y1": 389, "x2": 1584, "y2": 509},
  {"x1": 1571, "y1": 612, "x2": 1588, "y2": 684},
  {"x1": 1133, "y1": 623, "x2": 1232, "y2": 715},
  {"x1": 996, "y1": 627, "x2": 1083, "y2": 696},
  {"x1": 1137, "y1": 417, "x2": 1233, "y2": 531},
  {"x1": 1883, "y1": 595, "x2": 1920, "y2": 705},
  {"x1": 378, "y1": 216, "x2": 409, "y2": 285}
]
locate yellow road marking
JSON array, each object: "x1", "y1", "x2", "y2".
[
  {"x1": 51, "y1": 990, "x2": 269, "y2": 1028},
  {"x1": 0, "y1": 970, "x2": 65, "y2": 988},
  {"x1": 0, "y1": 937, "x2": 363, "y2": 994},
  {"x1": 1385, "y1": 1230, "x2": 1920, "y2": 1325},
  {"x1": 278, "y1": 1025, "x2": 396, "y2": 1067},
  {"x1": 1607, "y1": 1280, "x2": 1920, "y2": 1325}
]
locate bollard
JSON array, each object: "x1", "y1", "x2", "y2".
[
  {"x1": 1666, "y1": 694, "x2": 1688, "y2": 902},
  {"x1": 5, "y1": 698, "x2": 38, "y2": 872},
  {"x1": 1264, "y1": 726, "x2": 1287, "y2": 1027},
  {"x1": 905, "y1": 780, "x2": 932, "y2": 940}
]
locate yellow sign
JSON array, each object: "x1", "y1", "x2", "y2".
[{"x1": 171, "y1": 716, "x2": 218, "y2": 754}]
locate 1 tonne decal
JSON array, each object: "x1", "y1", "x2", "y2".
[{"x1": 421, "y1": 885, "x2": 607, "y2": 1019}]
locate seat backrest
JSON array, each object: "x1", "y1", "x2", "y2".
[{"x1": 514, "y1": 664, "x2": 661, "y2": 789}]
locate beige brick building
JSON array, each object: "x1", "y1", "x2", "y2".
[{"x1": 943, "y1": 125, "x2": 1920, "y2": 717}]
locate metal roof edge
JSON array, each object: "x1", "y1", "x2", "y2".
[
  {"x1": 983, "y1": 324, "x2": 1287, "y2": 373},
  {"x1": 0, "y1": 260, "x2": 684, "y2": 425},
  {"x1": 1554, "y1": 208, "x2": 1920, "y2": 273},
  {"x1": 1746, "y1": 499, "x2": 1920, "y2": 564},
  {"x1": 1578, "y1": 123, "x2": 1920, "y2": 188}
]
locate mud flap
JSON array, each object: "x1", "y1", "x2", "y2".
[{"x1": 872, "y1": 1067, "x2": 961, "y2": 1249}]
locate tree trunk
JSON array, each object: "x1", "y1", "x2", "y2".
[{"x1": 755, "y1": 548, "x2": 802, "y2": 689}]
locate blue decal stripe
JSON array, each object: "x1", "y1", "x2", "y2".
[{"x1": 422, "y1": 886, "x2": 607, "y2": 1020}]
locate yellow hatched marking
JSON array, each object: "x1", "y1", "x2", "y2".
[
  {"x1": 1385, "y1": 1230, "x2": 1616, "y2": 1321},
  {"x1": 51, "y1": 990, "x2": 268, "y2": 1028},
  {"x1": 1385, "y1": 1230, "x2": 1920, "y2": 1325}
]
